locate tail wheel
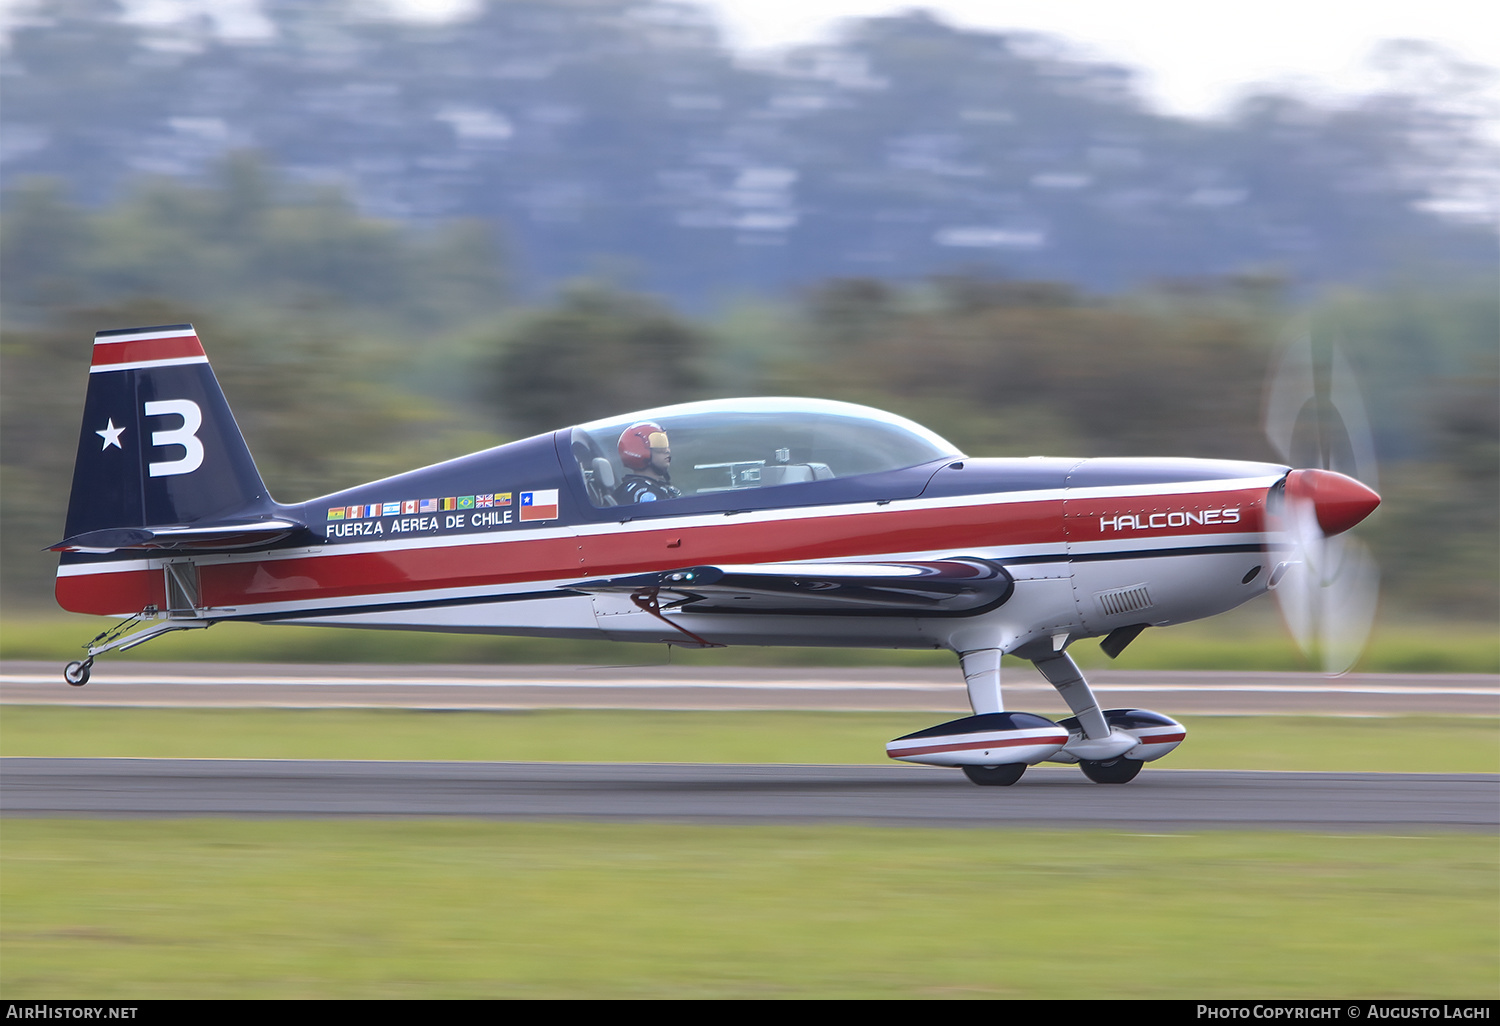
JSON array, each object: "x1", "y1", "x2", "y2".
[
  {"x1": 962, "y1": 763, "x2": 1026, "y2": 786},
  {"x1": 64, "y1": 660, "x2": 91, "y2": 687},
  {"x1": 1080, "y1": 758, "x2": 1143, "y2": 784}
]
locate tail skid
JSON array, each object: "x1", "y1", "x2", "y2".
[{"x1": 63, "y1": 613, "x2": 215, "y2": 686}]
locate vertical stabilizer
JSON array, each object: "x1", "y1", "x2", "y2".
[{"x1": 60, "y1": 324, "x2": 272, "y2": 543}]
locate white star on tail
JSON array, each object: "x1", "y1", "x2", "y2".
[{"x1": 96, "y1": 419, "x2": 125, "y2": 450}]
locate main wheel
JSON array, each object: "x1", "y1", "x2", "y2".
[
  {"x1": 64, "y1": 660, "x2": 91, "y2": 687},
  {"x1": 1079, "y1": 758, "x2": 1143, "y2": 784},
  {"x1": 962, "y1": 763, "x2": 1026, "y2": 786}
]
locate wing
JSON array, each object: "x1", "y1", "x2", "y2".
[{"x1": 572, "y1": 558, "x2": 1014, "y2": 616}]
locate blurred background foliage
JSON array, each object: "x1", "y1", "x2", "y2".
[{"x1": 0, "y1": 0, "x2": 1495, "y2": 638}]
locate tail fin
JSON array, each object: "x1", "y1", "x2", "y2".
[{"x1": 54, "y1": 324, "x2": 298, "y2": 553}]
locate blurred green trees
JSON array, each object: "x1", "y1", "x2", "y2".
[
  {"x1": 490, "y1": 281, "x2": 708, "y2": 437},
  {"x1": 2, "y1": 152, "x2": 507, "y2": 328}
]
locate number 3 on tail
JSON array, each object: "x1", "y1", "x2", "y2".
[{"x1": 145, "y1": 399, "x2": 204, "y2": 477}]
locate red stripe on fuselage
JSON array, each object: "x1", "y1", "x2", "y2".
[
  {"x1": 91, "y1": 334, "x2": 205, "y2": 367},
  {"x1": 56, "y1": 485, "x2": 1270, "y2": 616},
  {"x1": 54, "y1": 499, "x2": 1058, "y2": 615}
]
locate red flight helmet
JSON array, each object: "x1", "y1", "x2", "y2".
[{"x1": 618, "y1": 422, "x2": 669, "y2": 471}]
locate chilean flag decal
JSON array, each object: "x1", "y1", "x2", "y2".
[{"x1": 519, "y1": 489, "x2": 559, "y2": 521}]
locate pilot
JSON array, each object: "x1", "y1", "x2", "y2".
[{"x1": 616, "y1": 422, "x2": 682, "y2": 503}]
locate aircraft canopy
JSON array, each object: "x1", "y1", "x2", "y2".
[{"x1": 569, "y1": 397, "x2": 962, "y2": 508}]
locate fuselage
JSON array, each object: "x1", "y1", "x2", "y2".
[{"x1": 58, "y1": 416, "x2": 1290, "y2": 657}]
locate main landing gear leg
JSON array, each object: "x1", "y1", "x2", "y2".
[
  {"x1": 958, "y1": 645, "x2": 1028, "y2": 786},
  {"x1": 1031, "y1": 651, "x2": 1143, "y2": 784},
  {"x1": 1031, "y1": 651, "x2": 1108, "y2": 739},
  {"x1": 960, "y1": 646, "x2": 1004, "y2": 715}
]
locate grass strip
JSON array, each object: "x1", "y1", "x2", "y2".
[
  {"x1": 2, "y1": 820, "x2": 1494, "y2": 999},
  {"x1": 2, "y1": 707, "x2": 1496, "y2": 772}
]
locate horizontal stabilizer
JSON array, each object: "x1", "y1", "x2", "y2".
[
  {"x1": 573, "y1": 558, "x2": 1014, "y2": 616},
  {"x1": 50, "y1": 518, "x2": 304, "y2": 554}
]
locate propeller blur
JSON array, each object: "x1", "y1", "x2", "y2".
[
  {"x1": 1263, "y1": 335, "x2": 1384, "y2": 674},
  {"x1": 53, "y1": 324, "x2": 1382, "y2": 784}
]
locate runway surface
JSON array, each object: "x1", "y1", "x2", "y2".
[
  {"x1": 5, "y1": 661, "x2": 1497, "y2": 714},
  {"x1": 5, "y1": 664, "x2": 1494, "y2": 830},
  {"x1": 4, "y1": 758, "x2": 1496, "y2": 831}
]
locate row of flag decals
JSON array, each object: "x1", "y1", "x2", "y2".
[{"x1": 326, "y1": 490, "x2": 559, "y2": 523}]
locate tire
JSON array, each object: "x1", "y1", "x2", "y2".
[
  {"x1": 962, "y1": 763, "x2": 1026, "y2": 786},
  {"x1": 1080, "y1": 758, "x2": 1143, "y2": 784},
  {"x1": 64, "y1": 661, "x2": 91, "y2": 687}
]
